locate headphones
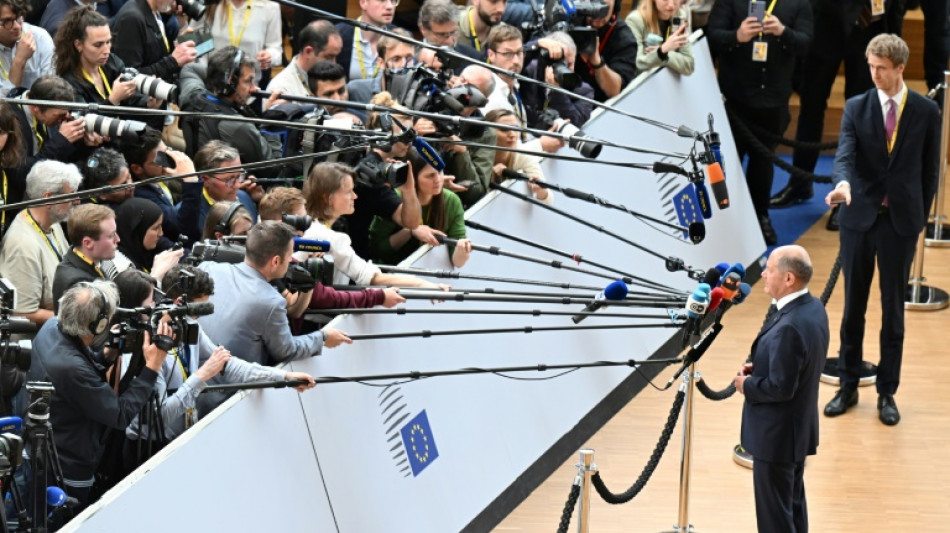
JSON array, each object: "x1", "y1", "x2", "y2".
[
  {"x1": 88, "y1": 284, "x2": 111, "y2": 336},
  {"x1": 215, "y1": 202, "x2": 243, "y2": 236},
  {"x1": 220, "y1": 48, "x2": 245, "y2": 97}
]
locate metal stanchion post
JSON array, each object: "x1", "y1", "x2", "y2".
[
  {"x1": 576, "y1": 449, "x2": 596, "y2": 533},
  {"x1": 660, "y1": 369, "x2": 696, "y2": 533},
  {"x1": 926, "y1": 70, "x2": 950, "y2": 245},
  {"x1": 905, "y1": 228, "x2": 949, "y2": 310}
]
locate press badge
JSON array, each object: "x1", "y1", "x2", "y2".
[
  {"x1": 871, "y1": 0, "x2": 885, "y2": 16},
  {"x1": 752, "y1": 41, "x2": 768, "y2": 62}
]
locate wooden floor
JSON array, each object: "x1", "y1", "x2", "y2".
[{"x1": 496, "y1": 202, "x2": 950, "y2": 532}]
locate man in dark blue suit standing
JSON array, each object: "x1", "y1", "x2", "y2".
[
  {"x1": 734, "y1": 245, "x2": 829, "y2": 533},
  {"x1": 823, "y1": 34, "x2": 940, "y2": 426}
]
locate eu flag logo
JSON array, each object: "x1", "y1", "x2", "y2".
[
  {"x1": 401, "y1": 410, "x2": 439, "y2": 477},
  {"x1": 673, "y1": 184, "x2": 704, "y2": 240}
]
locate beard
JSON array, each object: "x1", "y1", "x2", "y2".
[{"x1": 477, "y1": 8, "x2": 498, "y2": 27}]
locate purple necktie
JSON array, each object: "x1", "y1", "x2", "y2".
[{"x1": 885, "y1": 98, "x2": 897, "y2": 145}]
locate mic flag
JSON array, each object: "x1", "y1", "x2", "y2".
[
  {"x1": 707, "y1": 162, "x2": 729, "y2": 209},
  {"x1": 293, "y1": 237, "x2": 331, "y2": 254},
  {"x1": 673, "y1": 183, "x2": 704, "y2": 241},
  {"x1": 693, "y1": 181, "x2": 713, "y2": 218},
  {"x1": 0, "y1": 416, "x2": 22, "y2": 433},
  {"x1": 413, "y1": 137, "x2": 446, "y2": 171}
]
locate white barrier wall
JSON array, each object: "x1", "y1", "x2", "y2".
[{"x1": 68, "y1": 37, "x2": 763, "y2": 533}]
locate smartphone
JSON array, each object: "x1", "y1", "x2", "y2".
[
  {"x1": 672, "y1": 16, "x2": 682, "y2": 27},
  {"x1": 177, "y1": 27, "x2": 214, "y2": 57},
  {"x1": 153, "y1": 151, "x2": 176, "y2": 169},
  {"x1": 748, "y1": 1, "x2": 765, "y2": 23}
]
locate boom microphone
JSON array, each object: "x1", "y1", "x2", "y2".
[
  {"x1": 572, "y1": 280, "x2": 629, "y2": 324},
  {"x1": 707, "y1": 162, "x2": 729, "y2": 209}
]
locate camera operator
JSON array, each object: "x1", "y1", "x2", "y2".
[
  {"x1": 182, "y1": 140, "x2": 261, "y2": 244},
  {"x1": 115, "y1": 268, "x2": 315, "y2": 471},
  {"x1": 178, "y1": 45, "x2": 284, "y2": 174},
  {"x1": 52, "y1": 203, "x2": 120, "y2": 305},
  {"x1": 80, "y1": 147, "x2": 134, "y2": 209},
  {"x1": 0, "y1": 0, "x2": 54, "y2": 97},
  {"x1": 418, "y1": 0, "x2": 483, "y2": 62},
  {"x1": 348, "y1": 28, "x2": 415, "y2": 105},
  {"x1": 576, "y1": 0, "x2": 639, "y2": 102},
  {"x1": 121, "y1": 127, "x2": 202, "y2": 243},
  {"x1": 201, "y1": 200, "x2": 253, "y2": 240},
  {"x1": 26, "y1": 280, "x2": 170, "y2": 510},
  {"x1": 111, "y1": 0, "x2": 198, "y2": 82},
  {"x1": 197, "y1": 220, "x2": 352, "y2": 366},
  {"x1": 483, "y1": 23, "x2": 563, "y2": 154},
  {"x1": 10, "y1": 75, "x2": 104, "y2": 167},
  {"x1": 522, "y1": 31, "x2": 595, "y2": 127},
  {"x1": 0, "y1": 160, "x2": 80, "y2": 329},
  {"x1": 266, "y1": 20, "x2": 343, "y2": 105}
]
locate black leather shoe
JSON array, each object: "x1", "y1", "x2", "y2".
[
  {"x1": 824, "y1": 388, "x2": 858, "y2": 417},
  {"x1": 878, "y1": 394, "x2": 901, "y2": 426},
  {"x1": 770, "y1": 185, "x2": 813, "y2": 208},
  {"x1": 759, "y1": 215, "x2": 778, "y2": 245},
  {"x1": 826, "y1": 205, "x2": 840, "y2": 231}
]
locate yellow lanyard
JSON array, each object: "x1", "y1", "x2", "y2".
[
  {"x1": 173, "y1": 348, "x2": 189, "y2": 380},
  {"x1": 30, "y1": 113, "x2": 44, "y2": 151},
  {"x1": 468, "y1": 9, "x2": 482, "y2": 52},
  {"x1": 0, "y1": 170, "x2": 6, "y2": 231},
  {"x1": 353, "y1": 25, "x2": 381, "y2": 80},
  {"x1": 0, "y1": 59, "x2": 7, "y2": 80},
  {"x1": 25, "y1": 209, "x2": 64, "y2": 261},
  {"x1": 226, "y1": 0, "x2": 251, "y2": 47},
  {"x1": 887, "y1": 89, "x2": 908, "y2": 154},
  {"x1": 758, "y1": 0, "x2": 779, "y2": 38},
  {"x1": 202, "y1": 187, "x2": 215, "y2": 206},
  {"x1": 81, "y1": 67, "x2": 113, "y2": 100},
  {"x1": 158, "y1": 182, "x2": 174, "y2": 203},
  {"x1": 155, "y1": 12, "x2": 170, "y2": 53},
  {"x1": 73, "y1": 248, "x2": 105, "y2": 278},
  {"x1": 295, "y1": 63, "x2": 313, "y2": 96}
]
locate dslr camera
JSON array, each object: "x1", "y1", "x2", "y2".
[
  {"x1": 119, "y1": 68, "x2": 178, "y2": 102},
  {"x1": 534, "y1": 108, "x2": 602, "y2": 159},
  {"x1": 523, "y1": 0, "x2": 609, "y2": 56},
  {"x1": 0, "y1": 279, "x2": 34, "y2": 372}
]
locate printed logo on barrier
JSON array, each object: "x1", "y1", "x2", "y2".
[{"x1": 399, "y1": 410, "x2": 439, "y2": 477}]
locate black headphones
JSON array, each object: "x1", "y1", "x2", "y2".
[
  {"x1": 214, "y1": 202, "x2": 243, "y2": 236},
  {"x1": 220, "y1": 48, "x2": 245, "y2": 97},
  {"x1": 88, "y1": 284, "x2": 111, "y2": 336}
]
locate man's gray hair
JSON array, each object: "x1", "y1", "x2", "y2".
[
  {"x1": 419, "y1": 0, "x2": 460, "y2": 28},
  {"x1": 25, "y1": 160, "x2": 83, "y2": 200},
  {"x1": 777, "y1": 253, "x2": 813, "y2": 285},
  {"x1": 545, "y1": 31, "x2": 577, "y2": 56},
  {"x1": 866, "y1": 34, "x2": 909, "y2": 66},
  {"x1": 460, "y1": 64, "x2": 496, "y2": 99},
  {"x1": 58, "y1": 280, "x2": 118, "y2": 337},
  {"x1": 194, "y1": 140, "x2": 240, "y2": 173}
]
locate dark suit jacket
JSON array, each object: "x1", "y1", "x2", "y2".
[
  {"x1": 741, "y1": 293, "x2": 829, "y2": 463},
  {"x1": 111, "y1": 0, "x2": 181, "y2": 82},
  {"x1": 832, "y1": 88, "x2": 941, "y2": 237},
  {"x1": 334, "y1": 22, "x2": 396, "y2": 81}
]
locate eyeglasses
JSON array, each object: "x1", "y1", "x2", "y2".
[
  {"x1": 385, "y1": 55, "x2": 416, "y2": 69},
  {"x1": 0, "y1": 16, "x2": 22, "y2": 30},
  {"x1": 491, "y1": 49, "x2": 524, "y2": 60},
  {"x1": 371, "y1": 0, "x2": 400, "y2": 5},
  {"x1": 427, "y1": 28, "x2": 459, "y2": 40},
  {"x1": 212, "y1": 171, "x2": 247, "y2": 187}
]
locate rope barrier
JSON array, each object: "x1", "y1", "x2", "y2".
[
  {"x1": 555, "y1": 481, "x2": 581, "y2": 533},
  {"x1": 590, "y1": 389, "x2": 685, "y2": 504},
  {"x1": 743, "y1": 116, "x2": 839, "y2": 152}
]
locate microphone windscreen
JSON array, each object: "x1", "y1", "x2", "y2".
[
  {"x1": 0, "y1": 416, "x2": 22, "y2": 433},
  {"x1": 185, "y1": 301, "x2": 215, "y2": 316},
  {"x1": 603, "y1": 280, "x2": 629, "y2": 301},
  {"x1": 724, "y1": 262, "x2": 746, "y2": 280},
  {"x1": 734, "y1": 283, "x2": 752, "y2": 304},
  {"x1": 501, "y1": 168, "x2": 528, "y2": 181},
  {"x1": 688, "y1": 222, "x2": 705, "y2": 244},
  {"x1": 708, "y1": 287, "x2": 724, "y2": 312},
  {"x1": 47, "y1": 486, "x2": 67, "y2": 507},
  {"x1": 696, "y1": 283, "x2": 711, "y2": 295},
  {"x1": 412, "y1": 138, "x2": 446, "y2": 171},
  {"x1": 653, "y1": 162, "x2": 687, "y2": 176},
  {"x1": 701, "y1": 267, "x2": 721, "y2": 287},
  {"x1": 715, "y1": 262, "x2": 730, "y2": 275}
]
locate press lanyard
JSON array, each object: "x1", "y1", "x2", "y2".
[
  {"x1": 30, "y1": 113, "x2": 44, "y2": 151},
  {"x1": 73, "y1": 248, "x2": 105, "y2": 278},
  {"x1": 354, "y1": 25, "x2": 381, "y2": 79},
  {"x1": 887, "y1": 88, "x2": 908, "y2": 154},
  {"x1": 468, "y1": 9, "x2": 481, "y2": 52},
  {"x1": 155, "y1": 12, "x2": 170, "y2": 53},
  {"x1": 758, "y1": 0, "x2": 779, "y2": 38},
  {"x1": 26, "y1": 209, "x2": 64, "y2": 261},
  {"x1": 173, "y1": 348, "x2": 189, "y2": 380},
  {"x1": 158, "y1": 182, "x2": 174, "y2": 203},
  {"x1": 226, "y1": 0, "x2": 251, "y2": 47},
  {"x1": 513, "y1": 87, "x2": 527, "y2": 142},
  {"x1": 0, "y1": 170, "x2": 6, "y2": 232},
  {"x1": 0, "y1": 58, "x2": 7, "y2": 80},
  {"x1": 295, "y1": 61, "x2": 313, "y2": 96},
  {"x1": 81, "y1": 67, "x2": 113, "y2": 100}
]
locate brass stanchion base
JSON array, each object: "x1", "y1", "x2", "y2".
[
  {"x1": 925, "y1": 221, "x2": 950, "y2": 247},
  {"x1": 820, "y1": 358, "x2": 877, "y2": 386},
  {"x1": 905, "y1": 283, "x2": 950, "y2": 311},
  {"x1": 732, "y1": 444, "x2": 753, "y2": 470}
]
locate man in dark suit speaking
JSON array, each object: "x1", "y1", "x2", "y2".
[
  {"x1": 823, "y1": 34, "x2": 940, "y2": 426},
  {"x1": 734, "y1": 245, "x2": 830, "y2": 533}
]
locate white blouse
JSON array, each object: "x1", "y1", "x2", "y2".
[{"x1": 192, "y1": 0, "x2": 283, "y2": 84}]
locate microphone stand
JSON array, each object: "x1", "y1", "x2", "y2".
[
  {"x1": 311, "y1": 307, "x2": 672, "y2": 320},
  {"x1": 333, "y1": 284, "x2": 683, "y2": 304},
  {"x1": 331, "y1": 288, "x2": 682, "y2": 308},
  {"x1": 337, "y1": 322, "x2": 680, "y2": 341},
  {"x1": 488, "y1": 182, "x2": 706, "y2": 282}
]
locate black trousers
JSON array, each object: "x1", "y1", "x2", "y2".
[
  {"x1": 838, "y1": 213, "x2": 917, "y2": 394},
  {"x1": 727, "y1": 102, "x2": 789, "y2": 218},
  {"x1": 753, "y1": 458, "x2": 807, "y2": 533},
  {"x1": 919, "y1": 0, "x2": 950, "y2": 90}
]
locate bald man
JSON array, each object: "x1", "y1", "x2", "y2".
[{"x1": 734, "y1": 245, "x2": 830, "y2": 533}]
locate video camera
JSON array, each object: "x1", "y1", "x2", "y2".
[
  {"x1": 110, "y1": 301, "x2": 211, "y2": 353},
  {"x1": 0, "y1": 279, "x2": 34, "y2": 373},
  {"x1": 387, "y1": 65, "x2": 487, "y2": 138},
  {"x1": 262, "y1": 103, "x2": 368, "y2": 179},
  {"x1": 119, "y1": 68, "x2": 178, "y2": 102},
  {"x1": 523, "y1": 0, "x2": 610, "y2": 56},
  {"x1": 188, "y1": 238, "x2": 335, "y2": 292}
]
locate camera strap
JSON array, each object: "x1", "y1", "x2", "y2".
[{"x1": 81, "y1": 67, "x2": 113, "y2": 100}]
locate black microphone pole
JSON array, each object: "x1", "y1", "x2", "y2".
[
  {"x1": 345, "y1": 322, "x2": 680, "y2": 341},
  {"x1": 348, "y1": 288, "x2": 681, "y2": 308},
  {"x1": 663, "y1": 322, "x2": 724, "y2": 391},
  {"x1": 265, "y1": 0, "x2": 703, "y2": 137},
  {"x1": 333, "y1": 284, "x2": 683, "y2": 304},
  {"x1": 312, "y1": 307, "x2": 672, "y2": 320},
  {"x1": 202, "y1": 379, "x2": 314, "y2": 393},
  {"x1": 376, "y1": 264, "x2": 607, "y2": 292},
  {"x1": 488, "y1": 182, "x2": 706, "y2": 281},
  {"x1": 501, "y1": 170, "x2": 703, "y2": 242}
]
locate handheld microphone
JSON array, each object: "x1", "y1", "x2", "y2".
[
  {"x1": 688, "y1": 222, "x2": 706, "y2": 244},
  {"x1": 715, "y1": 263, "x2": 730, "y2": 280},
  {"x1": 708, "y1": 286, "x2": 724, "y2": 312},
  {"x1": 47, "y1": 486, "x2": 68, "y2": 507},
  {"x1": 572, "y1": 280, "x2": 629, "y2": 324},
  {"x1": 720, "y1": 272, "x2": 741, "y2": 301},
  {"x1": 0, "y1": 416, "x2": 22, "y2": 433},
  {"x1": 293, "y1": 238, "x2": 331, "y2": 254},
  {"x1": 707, "y1": 114, "x2": 725, "y2": 178},
  {"x1": 707, "y1": 162, "x2": 729, "y2": 209}
]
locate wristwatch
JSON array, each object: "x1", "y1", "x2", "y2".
[{"x1": 590, "y1": 57, "x2": 606, "y2": 69}]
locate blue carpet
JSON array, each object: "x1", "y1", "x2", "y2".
[{"x1": 762, "y1": 154, "x2": 836, "y2": 254}]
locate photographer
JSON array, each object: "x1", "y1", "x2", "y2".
[
  {"x1": 178, "y1": 46, "x2": 283, "y2": 173},
  {"x1": 187, "y1": 140, "x2": 261, "y2": 244},
  {"x1": 121, "y1": 127, "x2": 202, "y2": 243},
  {"x1": 0, "y1": 102, "x2": 26, "y2": 234},
  {"x1": 0, "y1": 0, "x2": 54, "y2": 97},
  {"x1": 459, "y1": 0, "x2": 505, "y2": 54},
  {"x1": 522, "y1": 31, "x2": 595, "y2": 127},
  {"x1": 80, "y1": 147, "x2": 134, "y2": 209},
  {"x1": 418, "y1": 0, "x2": 483, "y2": 61},
  {"x1": 576, "y1": 0, "x2": 639, "y2": 102},
  {"x1": 197, "y1": 221, "x2": 352, "y2": 366},
  {"x1": 201, "y1": 201, "x2": 253, "y2": 241},
  {"x1": 111, "y1": 0, "x2": 199, "y2": 82},
  {"x1": 52, "y1": 203, "x2": 119, "y2": 304},
  {"x1": 26, "y1": 280, "x2": 169, "y2": 509},
  {"x1": 113, "y1": 198, "x2": 183, "y2": 281},
  {"x1": 307, "y1": 61, "x2": 352, "y2": 117},
  {"x1": 116, "y1": 268, "x2": 315, "y2": 471},
  {"x1": 449, "y1": 64, "x2": 499, "y2": 208}
]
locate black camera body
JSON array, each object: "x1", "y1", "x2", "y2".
[
  {"x1": 538, "y1": 48, "x2": 580, "y2": 91},
  {"x1": 0, "y1": 279, "x2": 33, "y2": 372},
  {"x1": 111, "y1": 303, "x2": 209, "y2": 352},
  {"x1": 522, "y1": 0, "x2": 608, "y2": 56},
  {"x1": 356, "y1": 154, "x2": 410, "y2": 189},
  {"x1": 387, "y1": 65, "x2": 486, "y2": 138},
  {"x1": 25, "y1": 381, "x2": 53, "y2": 422},
  {"x1": 534, "y1": 108, "x2": 602, "y2": 159}
]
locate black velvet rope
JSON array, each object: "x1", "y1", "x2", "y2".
[{"x1": 555, "y1": 482, "x2": 581, "y2": 533}]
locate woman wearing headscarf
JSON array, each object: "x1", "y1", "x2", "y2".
[{"x1": 111, "y1": 197, "x2": 183, "y2": 283}]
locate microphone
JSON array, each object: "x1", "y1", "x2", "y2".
[
  {"x1": 723, "y1": 262, "x2": 746, "y2": 281},
  {"x1": 413, "y1": 137, "x2": 446, "y2": 171},
  {"x1": 714, "y1": 263, "x2": 730, "y2": 280},
  {"x1": 572, "y1": 280, "x2": 629, "y2": 324},
  {"x1": 0, "y1": 416, "x2": 22, "y2": 433},
  {"x1": 707, "y1": 286, "x2": 724, "y2": 312},
  {"x1": 688, "y1": 222, "x2": 705, "y2": 244},
  {"x1": 701, "y1": 266, "x2": 722, "y2": 287},
  {"x1": 682, "y1": 283, "x2": 711, "y2": 346},
  {"x1": 734, "y1": 282, "x2": 751, "y2": 304},
  {"x1": 652, "y1": 161, "x2": 690, "y2": 177},
  {"x1": 707, "y1": 162, "x2": 729, "y2": 209},
  {"x1": 47, "y1": 486, "x2": 68, "y2": 507},
  {"x1": 720, "y1": 272, "x2": 741, "y2": 301},
  {"x1": 293, "y1": 237, "x2": 331, "y2": 254},
  {"x1": 707, "y1": 114, "x2": 726, "y2": 178}
]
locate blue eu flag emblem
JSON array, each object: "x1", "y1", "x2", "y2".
[
  {"x1": 401, "y1": 410, "x2": 439, "y2": 477},
  {"x1": 673, "y1": 183, "x2": 703, "y2": 240}
]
